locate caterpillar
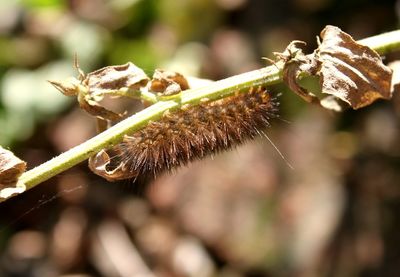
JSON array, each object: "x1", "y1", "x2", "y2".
[{"x1": 89, "y1": 86, "x2": 279, "y2": 181}]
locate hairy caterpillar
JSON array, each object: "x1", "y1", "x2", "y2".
[{"x1": 89, "y1": 86, "x2": 279, "y2": 181}]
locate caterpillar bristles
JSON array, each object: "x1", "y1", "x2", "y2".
[{"x1": 89, "y1": 86, "x2": 279, "y2": 181}]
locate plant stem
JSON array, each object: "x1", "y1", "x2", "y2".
[
  {"x1": 358, "y1": 29, "x2": 400, "y2": 55},
  {"x1": 9, "y1": 29, "x2": 400, "y2": 200}
]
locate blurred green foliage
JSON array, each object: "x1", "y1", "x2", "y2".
[{"x1": 20, "y1": 0, "x2": 66, "y2": 9}]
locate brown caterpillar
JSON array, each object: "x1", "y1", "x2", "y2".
[{"x1": 89, "y1": 86, "x2": 279, "y2": 181}]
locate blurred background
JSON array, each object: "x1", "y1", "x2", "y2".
[{"x1": 0, "y1": 0, "x2": 400, "y2": 276}]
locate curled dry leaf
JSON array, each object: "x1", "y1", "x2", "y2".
[
  {"x1": 317, "y1": 25, "x2": 392, "y2": 109},
  {"x1": 50, "y1": 62, "x2": 150, "y2": 121},
  {"x1": 49, "y1": 77, "x2": 81, "y2": 96},
  {"x1": 77, "y1": 94, "x2": 123, "y2": 122},
  {"x1": 83, "y1": 62, "x2": 149, "y2": 96},
  {"x1": 89, "y1": 149, "x2": 138, "y2": 181},
  {"x1": 0, "y1": 146, "x2": 27, "y2": 200},
  {"x1": 275, "y1": 41, "x2": 320, "y2": 104},
  {"x1": 279, "y1": 25, "x2": 393, "y2": 111},
  {"x1": 149, "y1": 69, "x2": 190, "y2": 97}
]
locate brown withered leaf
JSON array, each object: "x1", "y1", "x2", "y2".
[
  {"x1": 0, "y1": 146, "x2": 27, "y2": 200},
  {"x1": 317, "y1": 25, "x2": 392, "y2": 109},
  {"x1": 277, "y1": 41, "x2": 320, "y2": 104},
  {"x1": 149, "y1": 69, "x2": 190, "y2": 96},
  {"x1": 78, "y1": 95, "x2": 123, "y2": 121},
  {"x1": 88, "y1": 149, "x2": 138, "y2": 181},
  {"x1": 48, "y1": 78, "x2": 81, "y2": 96},
  {"x1": 50, "y1": 62, "x2": 149, "y2": 121},
  {"x1": 83, "y1": 62, "x2": 149, "y2": 96}
]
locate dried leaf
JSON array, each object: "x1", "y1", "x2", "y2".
[
  {"x1": 149, "y1": 69, "x2": 190, "y2": 96},
  {"x1": 50, "y1": 62, "x2": 149, "y2": 121},
  {"x1": 317, "y1": 25, "x2": 392, "y2": 109},
  {"x1": 0, "y1": 146, "x2": 27, "y2": 200},
  {"x1": 88, "y1": 149, "x2": 138, "y2": 181},
  {"x1": 276, "y1": 41, "x2": 320, "y2": 104},
  {"x1": 83, "y1": 62, "x2": 149, "y2": 96},
  {"x1": 48, "y1": 78, "x2": 81, "y2": 96},
  {"x1": 78, "y1": 95, "x2": 123, "y2": 121}
]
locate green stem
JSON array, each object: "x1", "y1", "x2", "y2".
[
  {"x1": 8, "y1": 29, "x2": 400, "y2": 200},
  {"x1": 358, "y1": 29, "x2": 400, "y2": 55}
]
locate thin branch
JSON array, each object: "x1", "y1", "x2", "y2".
[{"x1": 10, "y1": 29, "x2": 400, "y2": 199}]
